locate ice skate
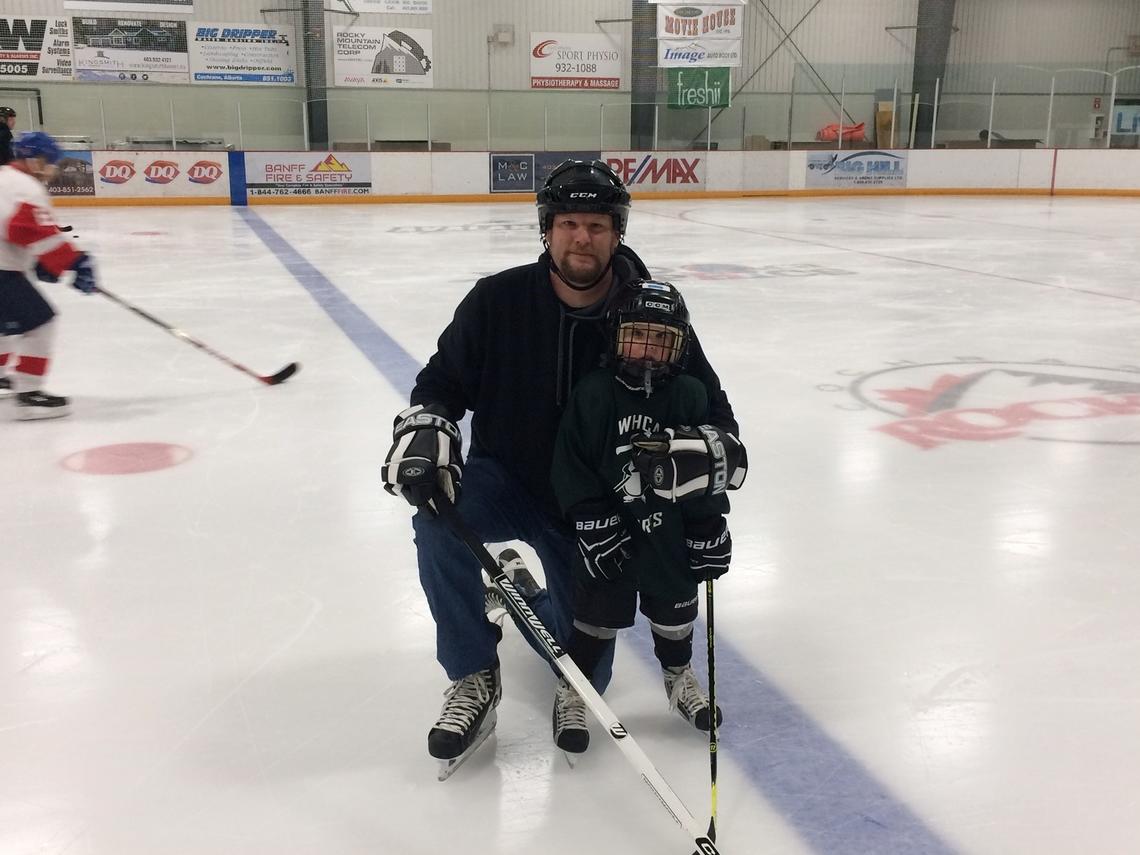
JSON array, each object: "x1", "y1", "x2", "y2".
[
  {"x1": 15, "y1": 390, "x2": 70, "y2": 420},
  {"x1": 0, "y1": 374, "x2": 12, "y2": 397},
  {"x1": 552, "y1": 677, "x2": 589, "y2": 764},
  {"x1": 663, "y1": 664, "x2": 723, "y2": 732},
  {"x1": 428, "y1": 664, "x2": 501, "y2": 781}
]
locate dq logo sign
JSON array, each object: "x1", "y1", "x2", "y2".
[
  {"x1": 99, "y1": 160, "x2": 136, "y2": 184},
  {"x1": 819, "y1": 359, "x2": 1140, "y2": 449},
  {"x1": 187, "y1": 160, "x2": 223, "y2": 184},
  {"x1": 144, "y1": 160, "x2": 180, "y2": 184}
]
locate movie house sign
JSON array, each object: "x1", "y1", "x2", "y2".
[{"x1": 657, "y1": 5, "x2": 743, "y2": 40}]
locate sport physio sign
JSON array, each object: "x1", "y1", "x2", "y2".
[{"x1": 530, "y1": 33, "x2": 622, "y2": 90}]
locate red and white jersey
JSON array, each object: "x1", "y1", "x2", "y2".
[{"x1": 0, "y1": 164, "x2": 81, "y2": 275}]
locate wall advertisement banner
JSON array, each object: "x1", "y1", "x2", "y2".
[
  {"x1": 667, "y1": 67, "x2": 730, "y2": 108},
  {"x1": 603, "y1": 152, "x2": 706, "y2": 192},
  {"x1": 0, "y1": 17, "x2": 73, "y2": 81},
  {"x1": 64, "y1": 1, "x2": 193, "y2": 14},
  {"x1": 92, "y1": 151, "x2": 227, "y2": 197},
  {"x1": 489, "y1": 150, "x2": 601, "y2": 193},
  {"x1": 72, "y1": 16, "x2": 189, "y2": 83},
  {"x1": 805, "y1": 150, "x2": 908, "y2": 188},
  {"x1": 353, "y1": 0, "x2": 432, "y2": 12},
  {"x1": 333, "y1": 27, "x2": 433, "y2": 88},
  {"x1": 245, "y1": 152, "x2": 372, "y2": 197},
  {"x1": 530, "y1": 33, "x2": 622, "y2": 90},
  {"x1": 189, "y1": 22, "x2": 295, "y2": 84},
  {"x1": 658, "y1": 38, "x2": 741, "y2": 67},
  {"x1": 657, "y1": 5, "x2": 743, "y2": 39},
  {"x1": 47, "y1": 151, "x2": 96, "y2": 197}
]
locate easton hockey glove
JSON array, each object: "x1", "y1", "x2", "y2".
[
  {"x1": 630, "y1": 425, "x2": 748, "y2": 503},
  {"x1": 685, "y1": 515, "x2": 732, "y2": 582},
  {"x1": 570, "y1": 501, "x2": 632, "y2": 583},
  {"x1": 383, "y1": 403, "x2": 463, "y2": 507}
]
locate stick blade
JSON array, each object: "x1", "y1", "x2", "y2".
[{"x1": 263, "y1": 362, "x2": 300, "y2": 386}]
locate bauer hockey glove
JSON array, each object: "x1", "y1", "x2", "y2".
[
  {"x1": 570, "y1": 500, "x2": 633, "y2": 583},
  {"x1": 630, "y1": 425, "x2": 748, "y2": 503},
  {"x1": 685, "y1": 515, "x2": 732, "y2": 582},
  {"x1": 382, "y1": 403, "x2": 463, "y2": 507},
  {"x1": 70, "y1": 255, "x2": 98, "y2": 294}
]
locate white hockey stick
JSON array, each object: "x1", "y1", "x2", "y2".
[{"x1": 432, "y1": 493, "x2": 722, "y2": 855}]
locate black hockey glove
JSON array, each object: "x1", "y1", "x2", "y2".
[
  {"x1": 686, "y1": 516, "x2": 732, "y2": 582},
  {"x1": 570, "y1": 501, "x2": 632, "y2": 584},
  {"x1": 630, "y1": 426, "x2": 748, "y2": 503},
  {"x1": 382, "y1": 403, "x2": 463, "y2": 508}
]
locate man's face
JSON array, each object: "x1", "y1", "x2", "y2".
[
  {"x1": 4, "y1": 115, "x2": 14, "y2": 129},
  {"x1": 545, "y1": 212, "x2": 620, "y2": 288}
]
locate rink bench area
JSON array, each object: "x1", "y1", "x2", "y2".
[{"x1": 48, "y1": 148, "x2": 1140, "y2": 206}]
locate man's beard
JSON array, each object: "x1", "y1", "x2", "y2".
[{"x1": 557, "y1": 252, "x2": 606, "y2": 287}]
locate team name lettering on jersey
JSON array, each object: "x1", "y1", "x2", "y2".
[{"x1": 618, "y1": 413, "x2": 660, "y2": 436}]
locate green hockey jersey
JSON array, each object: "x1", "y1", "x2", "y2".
[{"x1": 552, "y1": 368, "x2": 729, "y2": 601}]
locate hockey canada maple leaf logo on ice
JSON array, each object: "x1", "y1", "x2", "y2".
[{"x1": 819, "y1": 360, "x2": 1140, "y2": 448}]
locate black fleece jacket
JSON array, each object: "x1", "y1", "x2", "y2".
[{"x1": 410, "y1": 244, "x2": 739, "y2": 519}]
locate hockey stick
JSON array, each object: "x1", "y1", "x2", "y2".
[
  {"x1": 95, "y1": 286, "x2": 299, "y2": 385},
  {"x1": 705, "y1": 579, "x2": 719, "y2": 844},
  {"x1": 431, "y1": 492, "x2": 723, "y2": 855}
]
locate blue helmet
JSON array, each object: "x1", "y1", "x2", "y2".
[{"x1": 13, "y1": 131, "x2": 63, "y2": 165}]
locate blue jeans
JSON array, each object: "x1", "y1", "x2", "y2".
[{"x1": 412, "y1": 453, "x2": 613, "y2": 690}]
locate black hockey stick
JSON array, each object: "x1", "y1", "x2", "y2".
[
  {"x1": 431, "y1": 492, "x2": 723, "y2": 855},
  {"x1": 705, "y1": 579, "x2": 719, "y2": 844},
  {"x1": 96, "y1": 286, "x2": 299, "y2": 385}
]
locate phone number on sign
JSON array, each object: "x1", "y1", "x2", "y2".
[
  {"x1": 555, "y1": 62, "x2": 597, "y2": 73},
  {"x1": 0, "y1": 63, "x2": 33, "y2": 74}
]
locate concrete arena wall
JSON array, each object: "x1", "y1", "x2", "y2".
[{"x1": 50, "y1": 148, "x2": 1140, "y2": 207}]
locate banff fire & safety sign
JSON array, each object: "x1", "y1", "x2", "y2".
[{"x1": 245, "y1": 153, "x2": 373, "y2": 197}]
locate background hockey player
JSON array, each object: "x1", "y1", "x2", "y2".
[
  {"x1": 0, "y1": 107, "x2": 15, "y2": 166},
  {"x1": 549, "y1": 279, "x2": 736, "y2": 755},
  {"x1": 381, "y1": 159, "x2": 746, "y2": 777},
  {"x1": 0, "y1": 131, "x2": 98, "y2": 418}
]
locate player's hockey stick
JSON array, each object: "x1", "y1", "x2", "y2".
[
  {"x1": 431, "y1": 492, "x2": 723, "y2": 855},
  {"x1": 705, "y1": 579, "x2": 719, "y2": 844},
  {"x1": 95, "y1": 286, "x2": 299, "y2": 385}
]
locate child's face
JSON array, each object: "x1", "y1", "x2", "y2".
[{"x1": 618, "y1": 322, "x2": 678, "y2": 364}]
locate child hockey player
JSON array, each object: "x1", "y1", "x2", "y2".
[
  {"x1": 550, "y1": 278, "x2": 735, "y2": 754},
  {"x1": 0, "y1": 131, "x2": 98, "y2": 418}
]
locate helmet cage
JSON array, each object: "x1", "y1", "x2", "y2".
[
  {"x1": 608, "y1": 280, "x2": 691, "y2": 394},
  {"x1": 537, "y1": 159, "x2": 630, "y2": 237}
]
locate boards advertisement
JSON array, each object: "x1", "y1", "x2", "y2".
[
  {"x1": 333, "y1": 26, "x2": 433, "y2": 88},
  {"x1": 189, "y1": 22, "x2": 295, "y2": 85},
  {"x1": 0, "y1": 16, "x2": 73, "y2": 81},
  {"x1": 244, "y1": 152, "x2": 373, "y2": 198},
  {"x1": 72, "y1": 15, "x2": 189, "y2": 83},
  {"x1": 92, "y1": 151, "x2": 227, "y2": 197}
]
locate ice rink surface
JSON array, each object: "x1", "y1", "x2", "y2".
[{"x1": 3, "y1": 194, "x2": 1139, "y2": 855}]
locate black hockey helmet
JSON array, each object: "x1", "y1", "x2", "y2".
[
  {"x1": 607, "y1": 279, "x2": 691, "y2": 394},
  {"x1": 537, "y1": 159, "x2": 631, "y2": 237},
  {"x1": 0, "y1": 106, "x2": 15, "y2": 118}
]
